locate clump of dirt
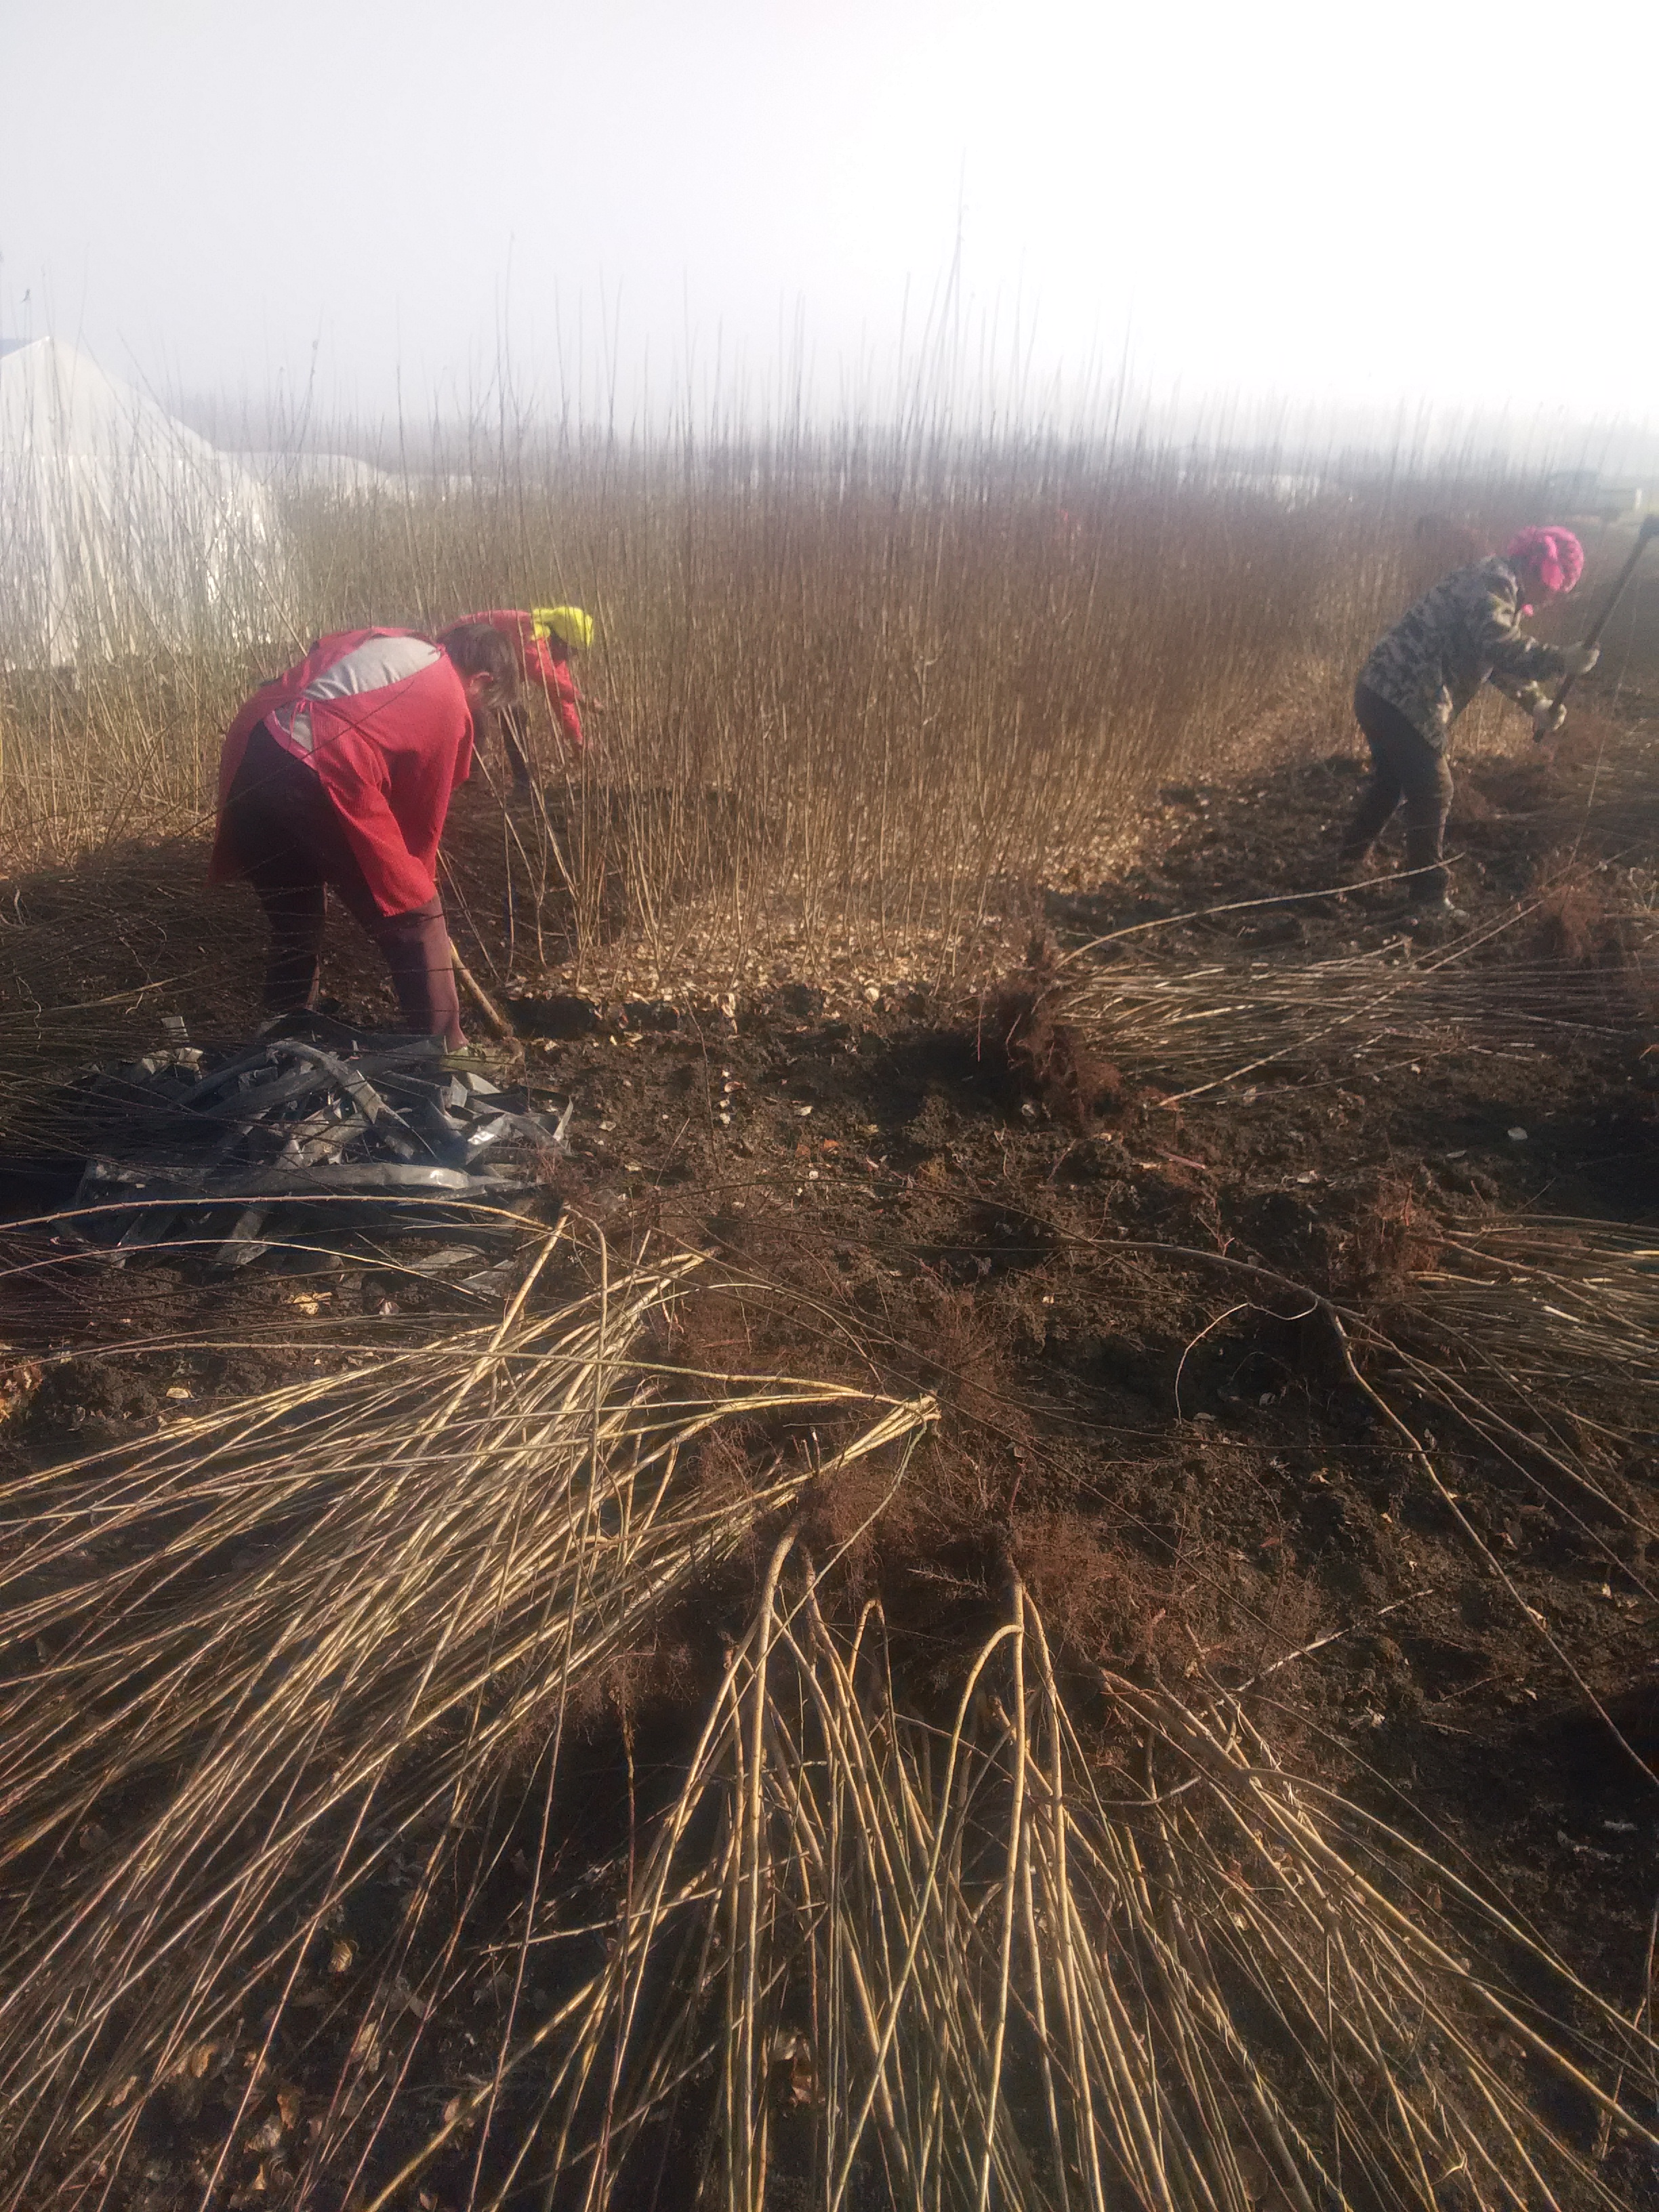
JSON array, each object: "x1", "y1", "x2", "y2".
[
  {"x1": 984, "y1": 939, "x2": 1126, "y2": 1130},
  {"x1": 1009, "y1": 1506, "x2": 1170, "y2": 1660},
  {"x1": 1346, "y1": 1173, "x2": 1448, "y2": 1299},
  {"x1": 1529, "y1": 874, "x2": 1627, "y2": 967}
]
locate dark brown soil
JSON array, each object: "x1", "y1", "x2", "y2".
[{"x1": 3, "y1": 695, "x2": 1657, "y2": 2207}]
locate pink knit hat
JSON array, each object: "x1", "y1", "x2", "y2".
[{"x1": 1504, "y1": 525, "x2": 1584, "y2": 595}]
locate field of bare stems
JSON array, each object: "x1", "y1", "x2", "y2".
[{"x1": 0, "y1": 419, "x2": 1574, "y2": 981}]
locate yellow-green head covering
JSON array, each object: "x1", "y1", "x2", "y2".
[{"x1": 532, "y1": 605, "x2": 594, "y2": 652}]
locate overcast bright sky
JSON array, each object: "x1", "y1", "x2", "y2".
[{"x1": 1, "y1": 0, "x2": 1652, "y2": 441}]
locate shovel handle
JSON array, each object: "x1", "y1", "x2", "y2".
[
  {"x1": 1551, "y1": 514, "x2": 1659, "y2": 715},
  {"x1": 449, "y1": 941, "x2": 514, "y2": 1040}
]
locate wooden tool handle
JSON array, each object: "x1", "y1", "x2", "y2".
[
  {"x1": 449, "y1": 941, "x2": 514, "y2": 1040},
  {"x1": 1552, "y1": 515, "x2": 1658, "y2": 713}
]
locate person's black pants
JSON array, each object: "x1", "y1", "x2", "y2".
[
  {"x1": 220, "y1": 725, "x2": 463, "y2": 1044},
  {"x1": 1340, "y1": 684, "x2": 1454, "y2": 905}
]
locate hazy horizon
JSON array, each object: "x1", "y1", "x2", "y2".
[{"x1": 3, "y1": 0, "x2": 1652, "y2": 461}]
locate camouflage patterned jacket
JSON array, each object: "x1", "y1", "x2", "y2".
[{"x1": 1357, "y1": 558, "x2": 1569, "y2": 750}]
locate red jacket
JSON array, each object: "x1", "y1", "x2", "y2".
[
  {"x1": 464, "y1": 610, "x2": 585, "y2": 751},
  {"x1": 210, "y1": 630, "x2": 474, "y2": 915}
]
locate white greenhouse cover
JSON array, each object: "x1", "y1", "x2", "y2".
[
  {"x1": 0, "y1": 338, "x2": 292, "y2": 665},
  {"x1": 239, "y1": 450, "x2": 399, "y2": 498}
]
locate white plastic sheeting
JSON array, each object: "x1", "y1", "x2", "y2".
[
  {"x1": 0, "y1": 339, "x2": 293, "y2": 665},
  {"x1": 239, "y1": 450, "x2": 399, "y2": 498}
]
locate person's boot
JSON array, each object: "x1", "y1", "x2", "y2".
[
  {"x1": 1336, "y1": 842, "x2": 1374, "y2": 883},
  {"x1": 1403, "y1": 897, "x2": 1469, "y2": 937}
]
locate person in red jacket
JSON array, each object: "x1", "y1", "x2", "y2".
[
  {"x1": 209, "y1": 624, "x2": 518, "y2": 1047},
  {"x1": 462, "y1": 605, "x2": 593, "y2": 785}
]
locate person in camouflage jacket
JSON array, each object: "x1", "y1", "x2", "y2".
[{"x1": 1339, "y1": 526, "x2": 1599, "y2": 912}]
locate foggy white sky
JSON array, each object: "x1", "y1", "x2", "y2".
[{"x1": 1, "y1": 0, "x2": 1652, "y2": 443}]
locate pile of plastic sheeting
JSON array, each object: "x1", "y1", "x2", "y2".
[{"x1": 41, "y1": 1014, "x2": 569, "y2": 1277}]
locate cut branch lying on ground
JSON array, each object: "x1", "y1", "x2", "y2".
[
  {"x1": 376, "y1": 1561, "x2": 1659, "y2": 2212},
  {"x1": 1049, "y1": 907, "x2": 1654, "y2": 1099},
  {"x1": 0, "y1": 1239, "x2": 936, "y2": 2208}
]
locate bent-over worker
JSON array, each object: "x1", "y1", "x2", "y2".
[
  {"x1": 462, "y1": 605, "x2": 594, "y2": 785},
  {"x1": 1339, "y1": 526, "x2": 1599, "y2": 916},
  {"x1": 209, "y1": 623, "x2": 518, "y2": 1048}
]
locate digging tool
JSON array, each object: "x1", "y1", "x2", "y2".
[
  {"x1": 449, "y1": 941, "x2": 516, "y2": 1042},
  {"x1": 1543, "y1": 512, "x2": 1658, "y2": 730}
]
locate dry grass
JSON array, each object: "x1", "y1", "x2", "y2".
[
  {"x1": 1044, "y1": 900, "x2": 1658, "y2": 1105},
  {"x1": 1398, "y1": 1218, "x2": 1659, "y2": 1571},
  {"x1": 0, "y1": 1235, "x2": 936, "y2": 2206},
  {"x1": 0, "y1": 426, "x2": 1587, "y2": 982},
  {"x1": 367, "y1": 1558, "x2": 1659, "y2": 2212},
  {"x1": 4, "y1": 1218, "x2": 1652, "y2": 2208},
  {"x1": 1410, "y1": 1217, "x2": 1659, "y2": 1403}
]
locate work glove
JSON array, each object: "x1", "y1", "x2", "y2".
[
  {"x1": 1561, "y1": 641, "x2": 1601, "y2": 677},
  {"x1": 1532, "y1": 699, "x2": 1567, "y2": 741}
]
